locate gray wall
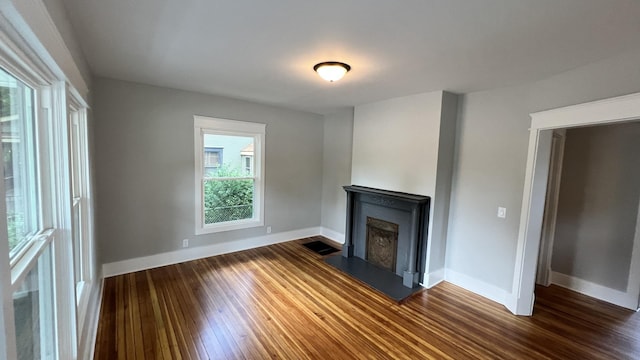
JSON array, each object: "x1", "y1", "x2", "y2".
[
  {"x1": 351, "y1": 91, "x2": 443, "y2": 196},
  {"x1": 446, "y1": 48, "x2": 640, "y2": 292},
  {"x1": 428, "y1": 92, "x2": 458, "y2": 273},
  {"x1": 350, "y1": 91, "x2": 458, "y2": 280},
  {"x1": 42, "y1": 0, "x2": 92, "y2": 87},
  {"x1": 551, "y1": 123, "x2": 640, "y2": 291},
  {"x1": 320, "y1": 109, "x2": 354, "y2": 236},
  {"x1": 93, "y1": 77, "x2": 324, "y2": 264}
]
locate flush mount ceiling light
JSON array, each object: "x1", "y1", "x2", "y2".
[{"x1": 313, "y1": 61, "x2": 351, "y2": 82}]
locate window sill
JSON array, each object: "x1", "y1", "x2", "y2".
[{"x1": 196, "y1": 218, "x2": 264, "y2": 235}]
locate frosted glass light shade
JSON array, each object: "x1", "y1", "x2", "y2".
[{"x1": 313, "y1": 62, "x2": 351, "y2": 82}]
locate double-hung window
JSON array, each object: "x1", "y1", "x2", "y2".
[
  {"x1": 194, "y1": 116, "x2": 265, "y2": 234},
  {"x1": 69, "y1": 106, "x2": 93, "y2": 325},
  {"x1": 0, "y1": 6, "x2": 93, "y2": 359},
  {"x1": 1, "y1": 66, "x2": 56, "y2": 360}
]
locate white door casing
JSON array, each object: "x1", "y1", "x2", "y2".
[
  {"x1": 509, "y1": 92, "x2": 640, "y2": 315},
  {"x1": 535, "y1": 130, "x2": 566, "y2": 287}
]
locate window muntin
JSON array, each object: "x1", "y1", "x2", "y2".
[
  {"x1": 194, "y1": 116, "x2": 265, "y2": 234},
  {"x1": 0, "y1": 67, "x2": 39, "y2": 258}
]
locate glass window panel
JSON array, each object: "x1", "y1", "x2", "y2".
[
  {"x1": 13, "y1": 245, "x2": 55, "y2": 360},
  {"x1": 203, "y1": 134, "x2": 253, "y2": 178},
  {"x1": 70, "y1": 115, "x2": 81, "y2": 198},
  {"x1": 202, "y1": 133, "x2": 256, "y2": 224},
  {"x1": 204, "y1": 179, "x2": 254, "y2": 224},
  {"x1": 0, "y1": 68, "x2": 38, "y2": 256},
  {"x1": 72, "y1": 201, "x2": 82, "y2": 286},
  {"x1": 70, "y1": 111, "x2": 85, "y2": 291}
]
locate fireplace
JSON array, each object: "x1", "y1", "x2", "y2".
[
  {"x1": 325, "y1": 185, "x2": 430, "y2": 301},
  {"x1": 366, "y1": 217, "x2": 398, "y2": 272}
]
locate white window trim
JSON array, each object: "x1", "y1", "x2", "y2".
[
  {"x1": 49, "y1": 80, "x2": 79, "y2": 360},
  {"x1": 68, "y1": 102, "x2": 93, "y2": 335},
  {"x1": 194, "y1": 116, "x2": 265, "y2": 235}
]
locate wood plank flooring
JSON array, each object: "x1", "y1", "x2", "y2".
[{"x1": 94, "y1": 237, "x2": 640, "y2": 359}]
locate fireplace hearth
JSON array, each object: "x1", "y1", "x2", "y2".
[{"x1": 325, "y1": 185, "x2": 430, "y2": 301}]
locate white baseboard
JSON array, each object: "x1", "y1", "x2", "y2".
[
  {"x1": 101, "y1": 228, "x2": 525, "y2": 314},
  {"x1": 423, "y1": 268, "x2": 445, "y2": 288},
  {"x1": 550, "y1": 271, "x2": 638, "y2": 310},
  {"x1": 445, "y1": 269, "x2": 509, "y2": 306},
  {"x1": 102, "y1": 227, "x2": 322, "y2": 277},
  {"x1": 320, "y1": 227, "x2": 345, "y2": 244}
]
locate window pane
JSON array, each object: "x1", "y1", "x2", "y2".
[
  {"x1": 203, "y1": 134, "x2": 254, "y2": 177},
  {"x1": 13, "y1": 245, "x2": 55, "y2": 360},
  {"x1": 204, "y1": 179, "x2": 254, "y2": 224},
  {"x1": 0, "y1": 68, "x2": 38, "y2": 255},
  {"x1": 70, "y1": 111, "x2": 85, "y2": 290},
  {"x1": 72, "y1": 201, "x2": 82, "y2": 285},
  {"x1": 70, "y1": 116, "x2": 81, "y2": 198}
]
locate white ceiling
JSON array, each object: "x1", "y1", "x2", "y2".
[{"x1": 62, "y1": 0, "x2": 640, "y2": 114}]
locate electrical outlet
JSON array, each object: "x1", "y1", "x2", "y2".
[
  {"x1": 182, "y1": 239, "x2": 189, "y2": 248},
  {"x1": 497, "y1": 207, "x2": 507, "y2": 219},
  {"x1": 266, "y1": 226, "x2": 272, "y2": 234}
]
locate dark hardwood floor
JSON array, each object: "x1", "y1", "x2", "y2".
[{"x1": 94, "y1": 237, "x2": 640, "y2": 359}]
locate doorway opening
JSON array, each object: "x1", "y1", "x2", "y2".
[
  {"x1": 509, "y1": 93, "x2": 640, "y2": 315},
  {"x1": 535, "y1": 123, "x2": 640, "y2": 309}
]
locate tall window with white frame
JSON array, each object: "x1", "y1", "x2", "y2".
[
  {"x1": 1, "y1": 67, "x2": 56, "y2": 360},
  {"x1": 194, "y1": 116, "x2": 265, "y2": 234},
  {"x1": 70, "y1": 111, "x2": 82, "y2": 287},
  {"x1": 69, "y1": 108, "x2": 92, "y2": 303}
]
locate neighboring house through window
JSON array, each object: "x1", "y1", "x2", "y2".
[
  {"x1": 204, "y1": 147, "x2": 223, "y2": 176},
  {"x1": 194, "y1": 116, "x2": 265, "y2": 234},
  {"x1": 241, "y1": 142, "x2": 254, "y2": 176}
]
